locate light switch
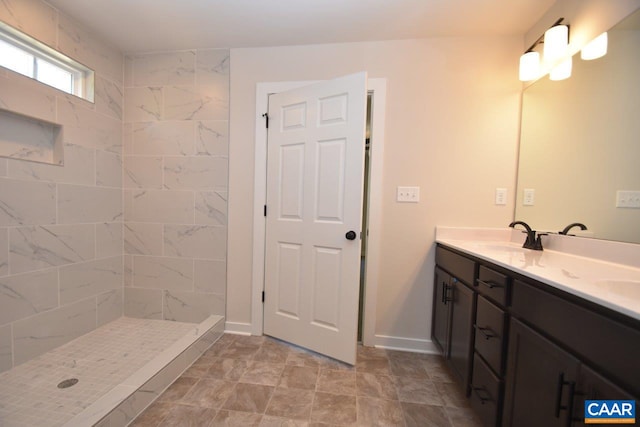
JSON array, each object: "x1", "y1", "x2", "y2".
[
  {"x1": 495, "y1": 188, "x2": 507, "y2": 205},
  {"x1": 616, "y1": 190, "x2": 640, "y2": 208},
  {"x1": 397, "y1": 186, "x2": 420, "y2": 203},
  {"x1": 523, "y1": 189, "x2": 535, "y2": 206}
]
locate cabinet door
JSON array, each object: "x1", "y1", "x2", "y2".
[
  {"x1": 449, "y1": 279, "x2": 475, "y2": 393},
  {"x1": 503, "y1": 319, "x2": 580, "y2": 427},
  {"x1": 432, "y1": 267, "x2": 451, "y2": 356}
]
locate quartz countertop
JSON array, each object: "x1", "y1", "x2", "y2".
[{"x1": 435, "y1": 227, "x2": 640, "y2": 322}]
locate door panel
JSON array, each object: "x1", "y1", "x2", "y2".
[{"x1": 264, "y1": 72, "x2": 367, "y2": 365}]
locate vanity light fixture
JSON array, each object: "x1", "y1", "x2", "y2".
[
  {"x1": 519, "y1": 51, "x2": 540, "y2": 81},
  {"x1": 544, "y1": 24, "x2": 569, "y2": 65},
  {"x1": 549, "y1": 56, "x2": 572, "y2": 80},
  {"x1": 581, "y1": 32, "x2": 608, "y2": 60},
  {"x1": 518, "y1": 18, "x2": 569, "y2": 82}
]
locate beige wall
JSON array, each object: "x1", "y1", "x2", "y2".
[{"x1": 227, "y1": 37, "x2": 522, "y2": 343}]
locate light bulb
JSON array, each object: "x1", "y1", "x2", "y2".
[
  {"x1": 519, "y1": 51, "x2": 540, "y2": 81},
  {"x1": 544, "y1": 25, "x2": 569, "y2": 65},
  {"x1": 550, "y1": 56, "x2": 572, "y2": 81},
  {"x1": 581, "y1": 32, "x2": 608, "y2": 60}
]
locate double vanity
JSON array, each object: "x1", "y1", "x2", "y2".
[{"x1": 431, "y1": 227, "x2": 640, "y2": 426}]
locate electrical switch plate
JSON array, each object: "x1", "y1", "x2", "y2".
[
  {"x1": 523, "y1": 189, "x2": 535, "y2": 206},
  {"x1": 397, "y1": 186, "x2": 420, "y2": 203},
  {"x1": 495, "y1": 188, "x2": 507, "y2": 205},
  {"x1": 616, "y1": 190, "x2": 640, "y2": 208}
]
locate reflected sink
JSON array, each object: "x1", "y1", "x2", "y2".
[{"x1": 593, "y1": 280, "x2": 640, "y2": 299}]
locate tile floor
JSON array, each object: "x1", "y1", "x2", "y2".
[{"x1": 132, "y1": 334, "x2": 482, "y2": 426}]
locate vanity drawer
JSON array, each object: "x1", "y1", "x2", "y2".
[
  {"x1": 436, "y1": 246, "x2": 475, "y2": 286},
  {"x1": 474, "y1": 296, "x2": 506, "y2": 376},
  {"x1": 476, "y1": 265, "x2": 509, "y2": 306},
  {"x1": 470, "y1": 354, "x2": 502, "y2": 427}
]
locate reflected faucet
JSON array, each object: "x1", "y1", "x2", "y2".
[
  {"x1": 559, "y1": 222, "x2": 588, "y2": 236},
  {"x1": 509, "y1": 221, "x2": 543, "y2": 250}
]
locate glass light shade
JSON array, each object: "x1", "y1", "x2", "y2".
[
  {"x1": 544, "y1": 24, "x2": 569, "y2": 64},
  {"x1": 549, "y1": 56, "x2": 572, "y2": 80},
  {"x1": 519, "y1": 51, "x2": 540, "y2": 81},
  {"x1": 581, "y1": 32, "x2": 608, "y2": 60}
]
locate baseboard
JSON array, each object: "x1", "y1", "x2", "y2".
[
  {"x1": 373, "y1": 334, "x2": 440, "y2": 354},
  {"x1": 224, "y1": 321, "x2": 252, "y2": 335}
]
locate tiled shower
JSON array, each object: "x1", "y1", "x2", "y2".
[{"x1": 0, "y1": 1, "x2": 228, "y2": 423}]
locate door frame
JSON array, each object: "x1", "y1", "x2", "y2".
[{"x1": 251, "y1": 78, "x2": 387, "y2": 347}]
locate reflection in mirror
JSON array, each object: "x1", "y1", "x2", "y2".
[{"x1": 516, "y1": 8, "x2": 640, "y2": 244}]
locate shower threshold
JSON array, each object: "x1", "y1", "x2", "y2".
[{"x1": 0, "y1": 315, "x2": 224, "y2": 427}]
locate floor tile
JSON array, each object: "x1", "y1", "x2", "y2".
[
  {"x1": 444, "y1": 406, "x2": 483, "y2": 427},
  {"x1": 254, "y1": 341, "x2": 291, "y2": 364},
  {"x1": 355, "y1": 372, "x2": 397, "y2": 400},
  {"x1": 392, "y1": 376, "x2": 444, "y2": 405},
  {"x1": 130, "y1": 401, "x2": 173, "y2": 426},
  {"x1": 156, "y1": 376, "x2": 199, "y2": 402},
  {"x1": 207, "y1": 358, "x2": 249, "y2": 381},
  {"x1": 402, "y1": 402, "x2": 451, "y2": 427},
  {"x1": 261, "y1": 416, "x2": 310, "y2": 426},
  {"x1": 210, "y1": 409, "x2": 263, "y2": 426},
  {"x1": 425, "y1": 364, "x2": 456, "y2": 383},
  {"x1": 240, "y1": 361, "x2": 285, "y2": 386},
  {"x1": 265, "y1": 387, "x2": 314, "y2": 420},
  {"x1": 278, "y1": 365, "x2": 318, "y2": 390},
  {"x1": 221, "y1": 382, "x2": 274, "y2": 413},
  {"x1": 435, "y1": 381, "x2": 469, "y2": 408},
  {"x1": 388, "y1": 357, "x2": 429, "y2": 379},
  {"x1": 180, "y1": 378, "x2": 237, "y2": 408},
  {"x1": 317, "y1": 369, "x2": 356, "y2": 395},
  {"x1": 310, "y1": 392, "x2": 357, "y2": 425},
  {"x1": 356, "y1": 396, "x2": 405, "y2": 426},
  {"x1": 157, "y1": 403, "x2": 217, "y2": 427},
  {"x1": 217, "y1": 340, "x2": 261, "y2": 360}
]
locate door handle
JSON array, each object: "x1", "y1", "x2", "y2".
[{"x1": 345, "y1": 230, "x2": 357, "y2": 240}]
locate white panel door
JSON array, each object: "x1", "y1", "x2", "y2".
[{"x1": 264, "y1": 72, "x2": 367, "y2": 365}]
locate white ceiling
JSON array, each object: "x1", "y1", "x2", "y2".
[{"x1": 46, "y1": 0, "x2": 556, "y2": 53}]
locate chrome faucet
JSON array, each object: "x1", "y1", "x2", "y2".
[
  {"x1": 509, "y1": 221, "x2": 544, "y2": 250},
  {"x1": 559, "y1": 222, "x2": 587, "y2": 236}
]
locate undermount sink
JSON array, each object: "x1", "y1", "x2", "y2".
[{"x1": 593, "y1": 280, "x2": 640, "y2": 299}]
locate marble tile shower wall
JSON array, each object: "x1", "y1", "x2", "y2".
[
  {"x1": 0, "y1": 1, "x2": 124, "y2": 373},
  {"x1": 122, "y1": 50, "x2": 229, "y2": 324}
]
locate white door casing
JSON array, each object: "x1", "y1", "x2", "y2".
[{"x1": 263, "y1": 72, "x2": 368, "y2": 364}]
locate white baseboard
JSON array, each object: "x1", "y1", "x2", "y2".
[
  {"x1": 373, "y1": 334, "x2": 440, "y2": 354},
  {"x1": 224, "y1": 321, "x2": 252, "y2": 335}
]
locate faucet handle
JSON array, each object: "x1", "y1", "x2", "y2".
[{"x1": 533, "y1": 233, "x2": 547, "y2": 251}]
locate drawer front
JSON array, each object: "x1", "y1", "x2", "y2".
[
  {"x1": 470, "y1": 354, "x2": 502, "y2": 427},
  {"x1": 436, "y1": 246, "x2": 475, "y2": 285},
  {"x1": 474, "y1": 296, "x2": 506, "y2": 376},
  {"x1": 476, "y1": 265, "x2": 509, "y2": 306}
]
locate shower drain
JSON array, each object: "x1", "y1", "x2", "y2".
[{"x1": 57, "y1": 378, "x2": 79, "y2": 389}]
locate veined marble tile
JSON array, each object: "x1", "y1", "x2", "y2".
[
  {"x1": 0, "y1": 323, "x2": 11, "y2": 373},
  {"x1": 7, "y1": 143, "x2": 95, "y2": 186},
  {"x1": 124, "y1": 222, "x2": 163, "y2": 256},
  {"x1": 0, "y1": 268, "x2": 58, "y2": 325},
  {"x1": 95, "y1": 75, "x2": 123, "y2": 120},
  {"x1": 124, "y1": 254, "x2": 133, "y2": 287},
  {"x1": 59, "y1": 256, "x2": 123, "y2": 305},
  {"x1": 13, "y1": 297, "x2": 96, "y2": 365},
  {"x1": 124, "y1": 56, "x2": 134, "y2": 88},
  {"x1": 125, "y1": 87, "x2": 163, "y2": 122},
  {"x1": 9, "y1": 224, "x2": 95, "y2": 274},
  {"x1": 58, "y1": 184, "x2": 123, "y2": 224},
  {"x1": 0, "y1": 227, "x2": 8, "y2": 276},
  {"x1": 164, "y1": 225, "x2": 227, "y2": 260},
  {"x1": 124, "y1": 287, "x2": 162, "y2": 319},
  {"x1": 196, "y1": 120, "x2": 228, "y2": 156},
  {"x1": 97, "y1": 288, "x2": 123, "y2": 327},
  {"x1": 196, "y1": 49, "x2": 230, "y2": 86},
  {"x1": 163, "y1": 290, "x2": 224, "y2": 322},
  {"x1": 96, "y1": 150, "x2": 123, "y2": 187},
  {"x1": 124, "y1": 156, "x2": 163, "y2": 189},
  {"x1": 0, "y1": 178, "x2": 56, "y2": 226},
  {"x1": 128, "y1": 189, "x2": 194, "y2": 224},
  {"x1": 57, "y1": 98, "x2": 123, "y2": 154},
  {"x1": 133, "y1": 51, "x2": 196, "y2": 86},
  {"x1": 96, "y1": 222, "x2": 123, "y2": 258},
  {"x1": 0, "y1": 109, "x2": 59, "y2": 164},
  {"x1": 0, "y1": 0, "x2": 58, "y2": 47},
  {"x1": 164, "y1": 85, "x2": 228, "y2": 121},
  {"x1": 57, "y1": 12, "x2": 123, "y2": 83},
  {"x1": 0, "y1": 74, "x2": 56, "y2": 122},
  {"x1": 164, "y1": 156, "x2": 228, "y2": 190},
  {"x1": 133, "y1": 256, "x2": 194, "y2": 291},
  {"x1": 194, "y1": 259, "x2": 226, "y2": 294},
  {"x1": 0, "y1": 158, "x2": 7, "y2": 176},
  {"x1": 124, "y1": 123, "x2": 134, "y2": 155},
  {"x1": 195, "y1": 191, "x2": 227, "y2": 226},
  {"x1": 132, "y1": 121, "x2": 195, "y2": 155}
]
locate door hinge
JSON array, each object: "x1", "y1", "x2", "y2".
[
  {"x1": 262, "y1": 291, "x2": 265, "y2": 303},
  {"x1": 262, "y1": 112, "x2": 269, "y2": 128},
  {"x1": 264, "y1": 205, "x2": 267, "y2": 217}
]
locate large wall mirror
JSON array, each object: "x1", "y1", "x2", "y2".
[{"x1": 516, "y1": 8, "x2": 640, "y2": 244}]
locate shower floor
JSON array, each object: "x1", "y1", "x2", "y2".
[{"x1": 0, "y1": 316, "x2": 223, "y2": 427}]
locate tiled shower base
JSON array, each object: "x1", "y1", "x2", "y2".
[{"x1": 0, "y1": 315, "x2": 224, "y2": 427}]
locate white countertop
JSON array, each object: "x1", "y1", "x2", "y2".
[{"x1": 435, "y1": 227, "x2": 640, "y2": 321}]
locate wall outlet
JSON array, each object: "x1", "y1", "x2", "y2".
[
  {"x1": 523, "y1": 188, "x2": 535, "y2": 206},
  {"x1": 616, "y1": 190, "x2": 640, "y2": 208},
  {"x1": 397, "y1": 186, "x2": 420, "y2": 203},
  {"x1": 495, "y1": 188, "x2": 507, "y2": 205}
]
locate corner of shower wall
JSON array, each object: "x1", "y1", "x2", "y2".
[
  {"x1": 122, "y1": 49, "x2": 229, "y2": 324},
  {"x1": 0, "y1": 0, "x2": 125, "y2": 373}
]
